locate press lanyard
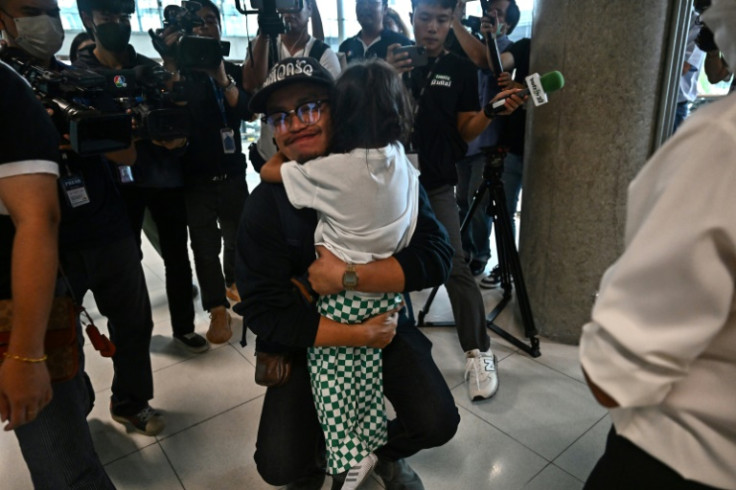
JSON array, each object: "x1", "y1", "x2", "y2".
[
  {"x1": 210, "y1": 77, "x2": 228, "y2": 126},
  {"x1": 410, "y1": 51, "x2": 446, "y2": 119}
]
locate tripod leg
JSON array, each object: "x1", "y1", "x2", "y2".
[{"x1": 487, "y1": 177, "x2": 541, "y2": 357}]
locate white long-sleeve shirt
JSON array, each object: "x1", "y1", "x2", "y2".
[{"x1": 580, "y1": 92, "x2": 736, "y2": 489}]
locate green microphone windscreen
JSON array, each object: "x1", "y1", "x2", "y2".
[{"x1": 540, "y1": 71, "x2": 565, "y2": 94}]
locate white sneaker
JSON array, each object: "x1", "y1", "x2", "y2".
[
  {"x1": 342, "y1": 452, "x2": 378, "y2": 490},
  {"x1": 465, "y1": 349, "x2": 499, "y2": 401}
]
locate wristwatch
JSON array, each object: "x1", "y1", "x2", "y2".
[
  {"x1": 220, "y1": 74, "x2": 237, "y2": 91},
  {"x1": 342, "y1": 264, "x2": 358, "y2": 291}
]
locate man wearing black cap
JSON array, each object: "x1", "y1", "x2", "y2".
[{"x1": 236, "y1": 57, "x2": 459, "y2": 490}]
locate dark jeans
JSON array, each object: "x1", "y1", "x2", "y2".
[
  {"x1": 15, "y1": 323, "x2": 114, "y2": 489},
  {"x1": 585, "y1": 427, "x2": 720, "y2": 490},
  {"x1": 254, "y1": 319, "x2": 460, "y2": 486},
  {"x1": 60, "y1": 236, "x2": 155, "y2": 415},
  {"x1": 122, "y1": 186, "x2": 195, "y2": 336},
  {"x1": 185, "y1": 176, "x2": 248, "y2": 311}
]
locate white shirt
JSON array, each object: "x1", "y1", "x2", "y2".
[
  {"x1": 580, "y1": 92, "x2": 736, "y2": 489},
  {"x1": 281, "y1": 143, "x2": 419, "y2": 265}
]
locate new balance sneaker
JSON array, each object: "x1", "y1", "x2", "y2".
[
  {"x1": 110, "y1": 403, "x2": 165, "y2": 436},
  {"x1": 479, "y1": 266, "x2": 502, "y2": 289},
  {"x1": 465, "y1": 349, "x2": 499, "y2": 401},
  {"x1": 174, "y1": 332, "x2": 209, "y2": 353},
  {"x1": 341, "y1": 453, "x2": 378, "y2": 490},
  {"x1": 206, "y1": 306, "x2": 232, "y2": 344},
  {"x1": 374, "y1": 457, "x2": 424, "y2": 490}
]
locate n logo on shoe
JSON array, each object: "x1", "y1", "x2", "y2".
[{"x1": 483, "y1": 358, "x2": 496, "y2": 371}]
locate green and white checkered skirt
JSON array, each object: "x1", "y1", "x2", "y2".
[{"x1": 308, "y1": 290, "x2": 403, "y2": 475}]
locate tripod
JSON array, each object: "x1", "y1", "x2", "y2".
[{"x1": 417, "y1": 146, "x2": 541, "y2": 358}]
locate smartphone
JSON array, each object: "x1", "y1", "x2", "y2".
[{"x1": 394, "y1": 45, "x2": 428, "y2": 68}]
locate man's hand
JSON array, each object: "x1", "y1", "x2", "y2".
[
  {"x1": 486, "y1": 87, "x2": 526, "y2": 116},
  {"x1": 453, "y1": 0, "x2": 466, "y2": 23},
  {"x1": 497, "y1": 71, "x2": 523, "y2": 90},
  {"x1": 361, "y1": 307, "x2": 401, "y2": 348},
  {"x1": 205, "y1": 60, "x2": 228, "y2": 85},
  {"x1": 152, "y1": 137, "x2": 188, "y2": 150},
  {"x1": 308, "y1": 245, "x2": 345, "y2": 295},
  {"x1": 0, "y1": 360, "x2": 52, "y2": 431},
  {"x1": 387, "y1": 43, "x2": 414, "y2": 74}
]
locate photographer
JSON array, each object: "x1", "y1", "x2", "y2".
[
  {"x1": 75, "y1": 0, "x2": 207, "y2": 353},
  {"x1": 242, "y1": 0, "x2": 340, "y2": 169},
  {"x1": 1, "y1": 0, "x2": 163, "y2": 439},
  {"x1": 451, "y1": 0, "x2": 518, "y2": 278},
  {"x1": 338, "y1": 0, "x2": 412, "y2": 64},
  {"x1": 155, "y1": 0, "x2": 252, "y2": 343},
  {"x1": 387, "y1": 0, "x2": 525, "y2": 402}
]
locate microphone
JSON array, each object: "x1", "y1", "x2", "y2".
[{"x1": 485, "y1": 70, "x2": 565, "y2": 117}]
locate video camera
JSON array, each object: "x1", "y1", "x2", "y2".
[
  {"x1": 101, "y1": 65, "x2": 191, "y2": 141},
  {"x1": 462, "y1": 15, "x2": 482, "y2": 35},
  {"x1": 234, "y1": 0, "x2": 302, "y2": 39},
  {"x1": 149, "y1": 1, "x2": 231, "y2": 71},
  {"x1": 5, "y1": 55, "x2": 132, "y2": 156}
]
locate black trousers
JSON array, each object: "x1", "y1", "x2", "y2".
[
  {"x1": 122, "y1": 186, "x2": 195, "y2": 336},
  {"x1": 254, "y1": 318, "x2": 460, "y2": 486},
  {"x1": 185, "y1": 176, "x2": 248, "y2": 311},
  {"x1": 60, "y1": 236, "x2": 155, "y2": 415},
  {"x1": 585, "y1": 427, "x2": 722, "y2": 490}
]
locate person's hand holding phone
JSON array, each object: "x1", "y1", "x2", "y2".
[{"x1": 387, "y1": 43, "x2": 415, "y2": 74}]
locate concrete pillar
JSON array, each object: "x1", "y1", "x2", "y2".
[{"x1": 519, "y1": 1, "x2": 688, "y2": 343}]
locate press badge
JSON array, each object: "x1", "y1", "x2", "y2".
[
  {"x1": 60, "y1": 175, "x2": 90, "y2": 208},
  {"x1": 220, "y1": 128, "x2": 236, "y2": 154},
  {"x1": 118, "y1": 165, "x2": 134, "y2": 184}
]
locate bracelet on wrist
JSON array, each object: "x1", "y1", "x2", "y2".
[{"x1": 3, "y1": 352, "x2": 48, "y2": 363}]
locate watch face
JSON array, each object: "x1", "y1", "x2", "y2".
[{"x1": 343, "y1": 270, "x2": 358, "y2": 289}]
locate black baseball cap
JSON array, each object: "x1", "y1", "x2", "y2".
[{"x1": 249, "y1": 57, "x2": 335, "y2": 114}]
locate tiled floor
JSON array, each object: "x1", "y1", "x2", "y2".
[{"x1": 1, "y1": 188, "x2": 609, "y2": 489}]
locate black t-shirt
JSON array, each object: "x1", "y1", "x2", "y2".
[
  {"x1": 0, "y1": 62, "x2": 60, "y2": 299},
  {"x1": 179, "y1": 61, "x2": 253, "y2": 182},
  {"x1": 406, "y1": 52, "x2": 479, "y2": 190},
  {"x1": 500, "y1": 38, "x2": 530, "y2": 155},
  {"x1": 338, "y1": 29, "x2": 412, "y2": 64}
]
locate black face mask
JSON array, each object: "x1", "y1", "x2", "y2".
[{"x1": 94, "y1": 22, "x2": 131, "y2": 52}]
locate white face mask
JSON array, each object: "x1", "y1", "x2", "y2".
[
  {"x1": 3, "y1": 14, "x2": 64, "y2": 61},
  {"x1": 701, "y1": 0, "x2": 736, "y2": 70}
]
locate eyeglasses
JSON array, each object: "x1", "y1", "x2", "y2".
[{"x1": 262, "y1": 100, "x2": 327, "y2": 134}]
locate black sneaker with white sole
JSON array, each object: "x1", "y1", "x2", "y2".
[{"x1": 479, "y1": 266, "x2": 502, "y2": 289}]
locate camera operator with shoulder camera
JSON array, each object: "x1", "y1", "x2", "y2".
[
  {"x1": 74, "y1": 0, "x2": 208, "y2": 353},
  {"x1": 152, "y1": 0, "x2": 252, "y2": 343},
  {"x1": 0, "y1": 0, "x2": 163, "y2": 482},
  {"x1": 242, "y1": 0, "x2": 340, "y2": 170}
]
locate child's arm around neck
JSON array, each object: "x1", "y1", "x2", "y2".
[{"x1": 260, "y1": 151, "x2": 288, "y2": 183}]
